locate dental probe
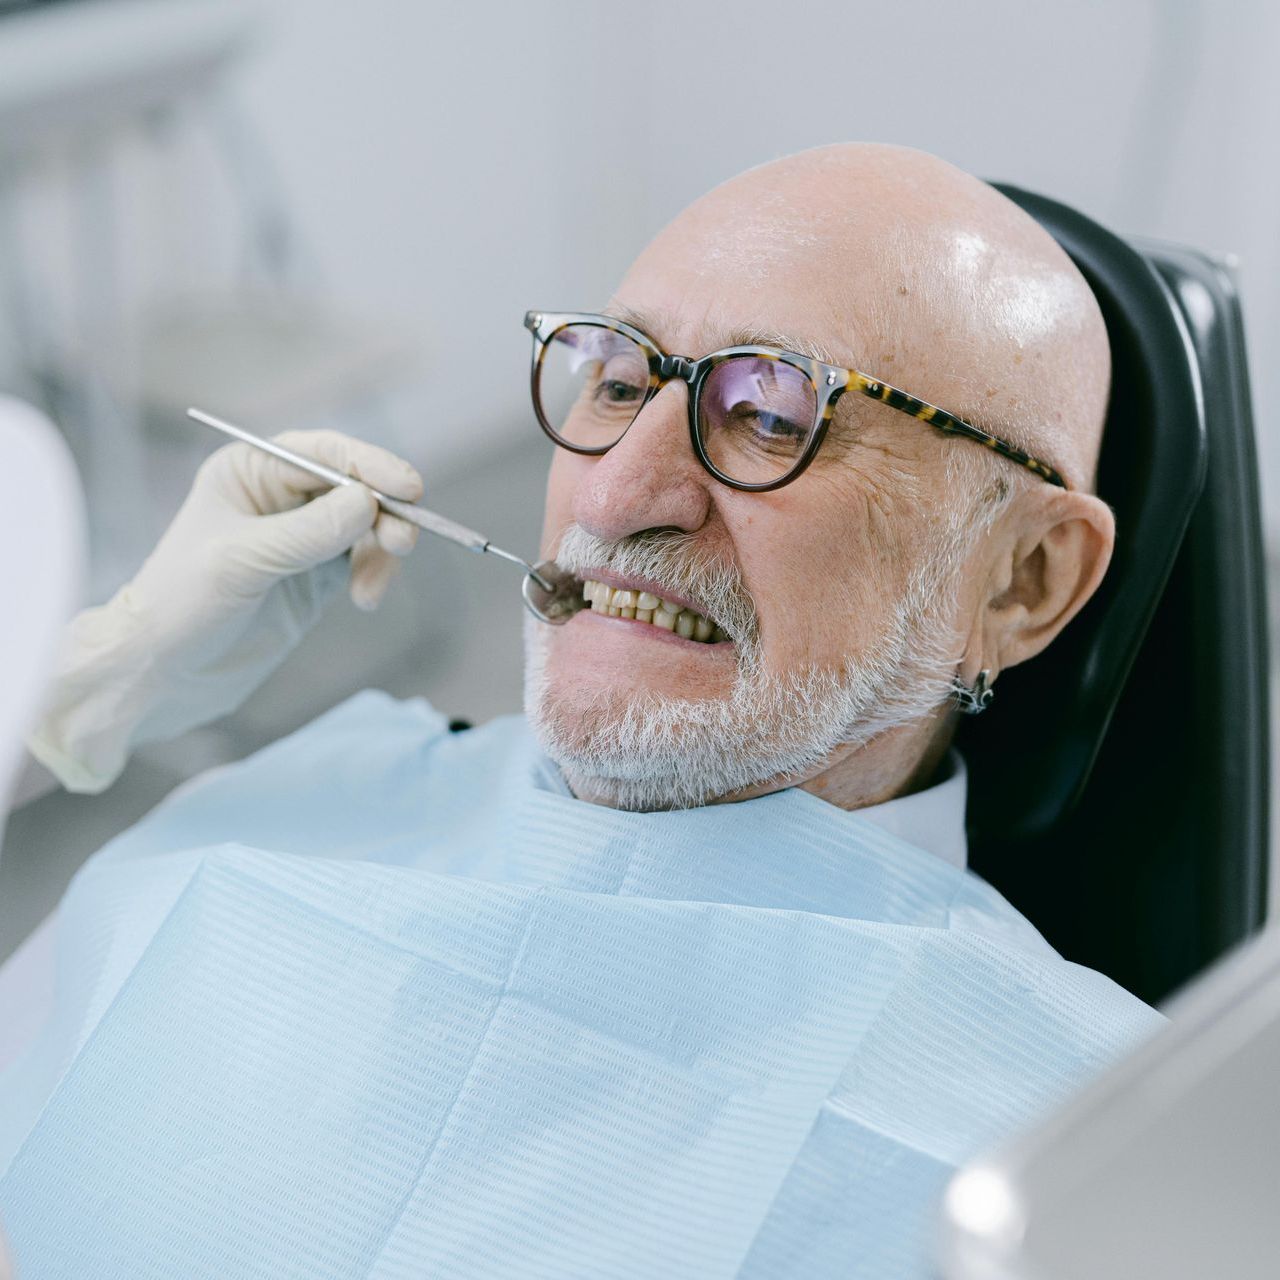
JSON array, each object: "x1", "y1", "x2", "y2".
[{"x1": 185, "y1": 408, "x2": 580, "y2": 624}]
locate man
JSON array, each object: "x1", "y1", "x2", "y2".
[{"x1": 2, "y1": 145, "x2": 1160, "y2": 1279}]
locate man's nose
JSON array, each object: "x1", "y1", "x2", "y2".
[{"x1": 571, "y1": 382, "x2": 712, "y2": 540}]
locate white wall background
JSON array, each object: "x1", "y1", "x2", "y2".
[{"x1": 220, "y1": 0, "x2": 1280, "y2": 509}]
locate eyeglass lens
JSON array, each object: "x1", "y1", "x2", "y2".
[
  {"x1": 536, "y1": 322, "x2": 820, "y2": 486},
  {"x1": 538, "y1": 324, "x2": 648, "y2": 451}
]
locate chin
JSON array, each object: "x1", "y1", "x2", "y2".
[
  {"x1": 523, "y1": 605, "x2": 962, "y2": 813},
  {"x1": 525, "y1": 615, "x2": 829, "y2": 811}
]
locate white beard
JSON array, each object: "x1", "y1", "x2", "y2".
[{"x1": 523, "y1": 524, "x2": 967, "y2": 811}]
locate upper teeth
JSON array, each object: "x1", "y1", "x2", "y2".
[{"x1": 580, "y1": 579, "x2": 728, "y2": 643}]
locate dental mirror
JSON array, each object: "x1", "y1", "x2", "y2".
[{"x1": 521, "y1": 559, "x2": 583, "y2": 624}]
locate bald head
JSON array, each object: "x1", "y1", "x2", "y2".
[{"x1": 616, "y1": 143, "x2": 1110, "y2": 491}]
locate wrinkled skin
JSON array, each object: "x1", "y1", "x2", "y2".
[{"x1": 536, "y1": 143, "x2": 1113, "y2": 810}]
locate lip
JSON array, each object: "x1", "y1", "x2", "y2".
[
  {"x1": 571, "y1": 566, "x2": 713, "y2": 623},
  {"x1": 570, "y1": 608, "x2": 735, "y2": 649}
]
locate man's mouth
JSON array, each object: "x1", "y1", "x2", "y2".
[{"x1": 579, "y1": 577, "x2": 730, "y2": 644}]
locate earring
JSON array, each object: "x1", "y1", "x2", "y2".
[{"x1": 954, "y1": 669, "x2": 995, "y2": 715}]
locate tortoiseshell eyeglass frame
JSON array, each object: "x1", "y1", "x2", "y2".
[{"x1": 524, "y1": 310, "x2": 1068, "y2": 493}]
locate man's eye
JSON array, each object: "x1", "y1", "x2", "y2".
[
  {"x1": 727, "y1": 404, "x2": 805, "y2": 443},
  {"x1": 754, "y1": 412, "x2": 803, "y2": 439},
  {"x1": 594, "y1": 378, "x2": 644, "y2": 405}
]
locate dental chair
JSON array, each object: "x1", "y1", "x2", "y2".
[{"x1": 961, "y1": 186, "x2": 1271, "y2": 1007}]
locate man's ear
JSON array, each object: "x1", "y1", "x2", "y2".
[{"x1": 981, "y1": 491, "x2": 1115, "y2": 673}]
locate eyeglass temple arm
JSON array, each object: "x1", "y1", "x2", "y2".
[{"x1": 844, "y1": 372, "x2": 1068, "y2": 489}]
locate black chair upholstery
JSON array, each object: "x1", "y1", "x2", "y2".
[{"x1": 961, "y1": 186, "x2": 1270, "y2": 1006}]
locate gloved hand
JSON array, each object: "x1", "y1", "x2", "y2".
[{"x1": 27, "y1": 430, "x2": 422, "y2": 794}]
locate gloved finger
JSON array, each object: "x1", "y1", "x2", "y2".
[
  {"x1": 266, "y1": 430, "x2": 423, "y2": 505},
  {"x1": 349, "y1": 528, "x2": 402, "y2": 611},
  {"x1": 374, "y1": 510, "x2": 418, "y2": 557},
  {"x1": 203, "y1": 431, "x2": 423, "y2": 516},
  {"x1": 242, "y1": 483, "x2": 378, "y2": 578}
]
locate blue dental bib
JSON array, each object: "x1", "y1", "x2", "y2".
[{"x1": 0, "y1": 692, "x2": 1161, "y2": 1278}]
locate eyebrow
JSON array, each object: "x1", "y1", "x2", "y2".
[
  {"x1": 726, "y1": 324, "x2": 838, "y2": 365},
  {"x1": 605, "y1": 304, "x2": 841, "y2": 367}
]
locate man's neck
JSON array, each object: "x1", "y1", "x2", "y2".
[{"x1": 797, "y1": 716, "x2": 957, "y2": 811}]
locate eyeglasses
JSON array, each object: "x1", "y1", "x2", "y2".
[{"x1": 524, "y1": 310, "x2": 1067, "y2": 492}]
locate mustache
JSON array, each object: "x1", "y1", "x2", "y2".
[{"x1": 553, "y1": 524, "x2": 759, "y2": 645}]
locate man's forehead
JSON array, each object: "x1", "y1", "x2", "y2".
[
  {"x1": 600, "y1": 145, "x2": 1110, "y2": 489},
  {"x1": 605, "y1": 301, "x2": 842, "y2": 366}
]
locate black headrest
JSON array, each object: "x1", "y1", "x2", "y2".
[{"x1": 959, "y1": 185, "x2": 1208, "y2": 845}]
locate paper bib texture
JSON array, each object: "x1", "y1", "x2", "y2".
[{"x1": 0, "y1": 693, "x2": 1163, "y2": 1278}]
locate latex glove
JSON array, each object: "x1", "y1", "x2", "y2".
[{"x1": 27, "y1": 430, "x2": 422, "y2": 794}]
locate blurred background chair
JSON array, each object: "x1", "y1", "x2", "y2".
[{"x1": 962, "y1": 188, "x2": 1270, "y2": 1006}]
